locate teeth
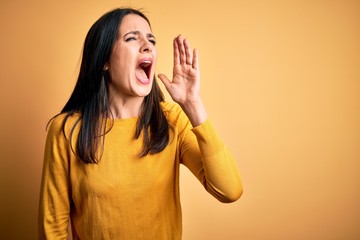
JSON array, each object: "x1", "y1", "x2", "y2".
[{"x1": 139, "y1": 60, "x2": 151, "y2": 68}]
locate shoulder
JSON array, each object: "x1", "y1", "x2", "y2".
[
  {"x1": 161, "y1": 101, "x2": 181, "y2": 112},
  {"x1": 160, "y1": 101, "x2": 192, "y2": 132},
  {"x1": 47, "y1": 112, "x2": 81, "y2": 139},
  {"x1": 161, "y1": 101, "x2": 183, "y2": 119},
  {"x1": 161, "y1": 101, "x2": 188, "y2": 124}
]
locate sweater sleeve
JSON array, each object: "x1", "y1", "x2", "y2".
[
  {"x1": 38, "y1": 116, "x2": 71, "y2": 239},
  {"x1": 179, "y1": 118, "x2": 243, "y2": 203}
]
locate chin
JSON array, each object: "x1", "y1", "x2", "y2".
[{"x1": 135, "y1": 86, "x2": 152, "y2": 97}]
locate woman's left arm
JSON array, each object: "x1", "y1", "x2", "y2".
[{"x1": 158, "y1": 35, "x2": 243, "y2": 202}]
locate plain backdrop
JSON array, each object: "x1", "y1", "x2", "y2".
[{"x1": 0, "y1": 0, "x2": 359, "y2": 239}]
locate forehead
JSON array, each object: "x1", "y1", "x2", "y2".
[{"x1": 119, "y1": 14, "x2": 152, "y2": 35}]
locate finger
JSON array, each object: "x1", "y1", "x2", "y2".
[
  {"x1": 157, "y1": 74, "x2": 172, "y2": 91},
  {"x1": 177, "y1": 35, "x2": 186, "y2": 64},
  {"x1": 192, "y1": 48, "x2": 199, "y2": 70},
  {"x1": 184, "y1": 38, "x2": 192, "y2": 65},
  {"x1": 173, "y1": 37, "x2": 180, "y2": 66}
]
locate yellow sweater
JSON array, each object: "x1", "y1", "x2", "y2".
[{"x1": 39, "y1": 102, "x2": 242, "y2": 240}]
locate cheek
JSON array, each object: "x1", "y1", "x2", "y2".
[
  {"x1": 110, "y1": 53, "x2": 131, "y2": 75},
  {"x1": 120, "y1": 48, "x2": 139, "y2": 70},
  {"x1": 152, "y1": 50, "x2": 158, "y2": 68},
  {"x1": 153, "y1": 48, "x2": 158, "y2": 60}
]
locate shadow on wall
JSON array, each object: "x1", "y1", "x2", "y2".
[{"x1": 0, "y1": 105, "x2": 46, "y2": 239}]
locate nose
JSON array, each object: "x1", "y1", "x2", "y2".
[{"x1": 140, "y1": 39, "x2": 153, "y2": 53}]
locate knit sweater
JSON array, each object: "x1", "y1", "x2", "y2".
[{"x1": 38, "y1": 101, "x2": 242, "y2": 240}]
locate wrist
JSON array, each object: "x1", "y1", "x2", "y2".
[{"x1": 180, "y1": 99, "x2": 208, "y2": 127}]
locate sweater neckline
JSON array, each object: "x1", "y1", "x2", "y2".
[{"x1": 107, "y1": 116, "x2": 138, "y2": 125}]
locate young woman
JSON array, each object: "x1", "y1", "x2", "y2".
[{"x1": 38, "y1": 8, "x2": 242, "y2": 240}]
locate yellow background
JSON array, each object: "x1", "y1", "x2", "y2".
[{"x1": 1, "y1": 0, "x2": 359, "y2": 239}]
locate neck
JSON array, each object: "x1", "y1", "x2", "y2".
[{"x1": 108, "y1": 95, "x2": 144, "y2": 119}]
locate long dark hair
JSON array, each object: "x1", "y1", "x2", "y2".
[{"x1": 58, "y1": 8, "x2": 169, "y2": 163}]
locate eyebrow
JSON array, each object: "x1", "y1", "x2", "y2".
[{"x1": 123, "y1": 31, "x2": 156, "y2": 39}]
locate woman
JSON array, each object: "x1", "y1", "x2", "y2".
[{"x1": 39, "y1": 8, "x2": 242, "y2": 240}]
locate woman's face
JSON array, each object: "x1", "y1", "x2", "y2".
[{"x1": 106, "y1": 14, "x2": 157, "y2": 100}]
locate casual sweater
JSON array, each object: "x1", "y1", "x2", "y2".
[{"x1": 38, "y1": 101, "x2": 242, "y2": 240}]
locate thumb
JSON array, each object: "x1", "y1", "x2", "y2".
[{"x1": 157, "y1": 74, "x2": 172, "y2": 91}]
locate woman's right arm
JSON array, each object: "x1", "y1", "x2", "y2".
[{"x1": 38, "y1": 116, "x2": 71, "y2": 240}]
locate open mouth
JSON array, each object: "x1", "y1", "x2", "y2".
[{"x1": 137, "y1": 59, "x2": 152, "y2": 80}]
